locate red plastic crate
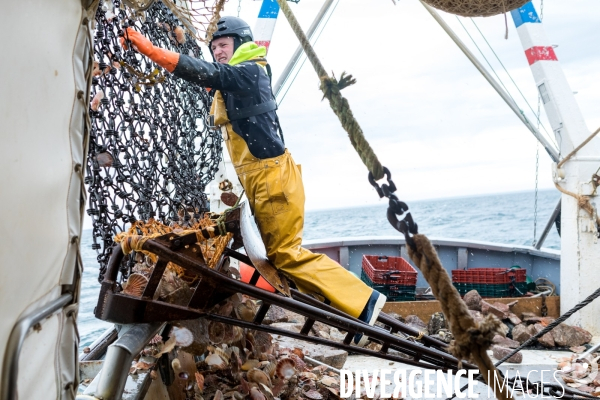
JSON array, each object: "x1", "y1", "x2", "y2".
[
  {"x1": 451, "y1": 268, "x2": 526, "y2": 284},
  {"x1": 362, "y1": 255, "x2": 417, "y2": 286}
]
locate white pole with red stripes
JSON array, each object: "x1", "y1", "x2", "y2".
[
  {"x1": 254, "y1": 0, "x2": 280, "y2": 53},
  {"x1": 511, "y1": 2, "x2": 600, "y2": 334}
]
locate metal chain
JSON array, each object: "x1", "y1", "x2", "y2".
[
  {"x1": 88, "y1": 0, "x2": 222, "y2": 283},
  {"x1": 237, "y1": 0, "x2": 241, "y2": 17}
]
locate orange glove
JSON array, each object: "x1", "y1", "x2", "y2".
[{"x1": 120, "y1": 27, "x2": 179, "y2": 73}]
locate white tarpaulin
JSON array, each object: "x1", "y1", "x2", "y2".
[{"x1": 0, "y1": 0, "x2": 93, "y2": 398}]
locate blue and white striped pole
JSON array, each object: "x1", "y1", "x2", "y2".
[
  {"x1": 254, "y1": 0, "x2": 280, "y2": 53},
  {"x1": 511, "y1": 2, "x2": 589, "y2": 153}
]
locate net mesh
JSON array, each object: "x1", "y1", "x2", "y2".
[
  {"x1": 161, "y1": 0, "x2": 228, "y2": 44},
  {"x1": 88, "y1": 0, "x2": 224, "y2": 283},
  {"x1": 421, "y1": 0, "x2": 529, "y2": 17}
]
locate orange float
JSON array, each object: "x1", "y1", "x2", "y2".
[{"x1": 239, "y1": 262, "x2": 276, "y2": 293}]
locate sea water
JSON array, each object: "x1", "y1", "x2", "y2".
[{"x1": 78, "y1": 189, "x2": 561, "y2": 349}]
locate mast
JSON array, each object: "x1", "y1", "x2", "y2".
[{"x1": 511, "y1": 2, "x2": 600, "y2": 333}]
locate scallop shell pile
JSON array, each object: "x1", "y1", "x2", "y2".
[
  {"x1": 554, "y1": 351, "x2": 600, "y2": 396},
  {"x1": 128, "y1": 295, "x2": 344, "y2": 400}
]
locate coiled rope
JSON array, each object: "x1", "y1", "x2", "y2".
[{"x1": 275, "y1": 2, "x2": 511, "y2": 398}]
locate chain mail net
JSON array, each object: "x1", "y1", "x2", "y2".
[
  {"x1": 421, "y1": 0, "x2": 529, "y2": 17},
  {"x1": 87, "y1": 0, "x2": 225, "y2": 284}
]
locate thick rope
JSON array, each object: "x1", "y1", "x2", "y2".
[
  {"x1": 275, "y1": 0, "x2": 384, "y2": 180},
  {"x1": 553, "y1": 126, "x2": 600, "y2": 228},
  {"x1": 408, "y1": 234, "x2": 513, "y2": 400},
  {"x1": 276, "y1": 3, "x2": 510, "y2": 396},
  {"x1": 204, "y1": 0, "x2": 227, "y2": 43},
  {"x1": 554, "y1": 182, "x2": 600, "y2": 227}
]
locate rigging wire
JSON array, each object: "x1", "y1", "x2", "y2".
[
  {"x1": 455, "y1": 16, "x2": 558, "y2": 151},
  {"x1": 276, "y1": 0, "x2": 340, "y2": 106},
  {"x1": 468, "y1": 19, "x2": 555, "y2": 145},
  {"x1": 532, "y1": 0, "x2": 544, "y2": 246},
  {"x1": 533, "y1": 102, "x2": 541, "y2": 246}
]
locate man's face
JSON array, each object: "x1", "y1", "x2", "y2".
[{"x1": 211, "y1": 36, "x2": 235, "y2": 64}]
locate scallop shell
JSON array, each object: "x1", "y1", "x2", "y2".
[
  {"x1": 173, "y1": 26, "x2": 186, "y2": 44},
  {"x1": 276, "y1": 358, "x2": 296, "y2": 380},
  {"x1": 249, "y1": 387, "x2": 266, "y2": 400},
  {"x1": 217, "y1": 301, "x2": 234, "y2": 317},
  {"x1": 300, "y1": 372, "x2": 318, "y2": 380},
  {"x1": 290, "y1": 354, "x2": 307, "y2": 371},
  {"x1": 205, "y1": 353, "x2": 226, "y2": 370},
  {"x1": 262, "y1": 361, "x2": 276, "y2": 378},
  {"x1": 171, "y1": 326, "x2": 194, "y2": 347},
  {"x1": 122, "y1": 273, "x2": 148, "y2": 297},
  {"x1": 95, "y1": 152, "x2": 113, "y2": 168},
  {"x1": 259, "y1": 383, "x2": 273, "y2": 396},
  {"x1": 319, "y1": 376, "x2": 338, "y2": 387},
  {"x1": 254, "y1": 331, "x2": 272, "y2": 353},
  {"x1": 208, "y1": 321, "x2": 225, "y2": 344},
  {"x1": 90, "y1": 90, "x2": 105, "y2": 112},
  {"x1": 195, "y1": 372, "x2": 204, "y2": 393},
  {"x1": 242, "y1": 359, "x2": 260, "y2": 371},
  {"x1": 221, "y1": 324, "x2": 236, "y2": 344},
  {"x1": 230, "y1": 326, "x2": 244, "y2": 344},
  {"x1": 236, "y1": 301, "x2": 258, "y2": 322},
  {"x1": 92, "y1": 61, "x2": 102, "y2": 77},
  {"x1": 248, "y1": 368, "x2": 272, "y2": 388},
  {"x1": 292, "y1": 347, "x2": 304, "y2": 359},
  {"x1": 304, "y1": 389, "x2": 323, "y2": 400},
  {"x1": 213, "y1": 389, "x2": 223, "y2": 400},
  {"x1": 208, "y1": 345, "x2": 230, "y2": 364}
]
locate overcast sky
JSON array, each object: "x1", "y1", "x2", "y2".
[{"x1": 209, "y1": 0, "x2": 600, "y2": 211}]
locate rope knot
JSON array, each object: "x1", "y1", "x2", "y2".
[
  {"x1": 320, "y1": 72, "x2": 356, "y2": 100},
  {"x1": 449, "y1": 314, "x2": 503, "y2": 367},
  {"x1": 578, "y1": 195, "x2": 590, "y2": 209}
]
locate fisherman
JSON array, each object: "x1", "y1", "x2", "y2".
[{"x1": 121, "y1": 17, "x2": 385, "y2": 345}]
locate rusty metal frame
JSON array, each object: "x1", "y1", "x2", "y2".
[{"x1": 95, "y1": 235, "x2": 476, "y2": 372}]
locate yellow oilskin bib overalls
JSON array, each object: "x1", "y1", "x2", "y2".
[{"x1": 210, "y1": 84, "x2": 372, "y2": 319}]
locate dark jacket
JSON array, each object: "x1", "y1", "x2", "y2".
[{"x1": 173, "y1": 54, "x2": 285, "y2": 160}]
